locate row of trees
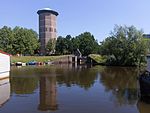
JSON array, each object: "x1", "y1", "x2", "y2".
[
  {"x1": 0, "y1": 26, "x2": 99, "y2": 56},
  {"x1": 0, "y1": 25, "x2": 150, "y2": 66},
  {"x1": 0, "y1": 26, "x2": 39, "y2": 55},
  {"x1": 53, "y1": 32, "x2": 99, "y2": 56},
  {"x1": 49, "y1": 25, "x2": 150, "y2": 66}
]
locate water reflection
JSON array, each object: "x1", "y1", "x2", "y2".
[
  {"x1": 10, "y1": 77, "x2": 38, "y2": 94},
  {"x1": 37, "y1": 64, "x2": 95, "y2": 111},
  {"x1": 38, "y1": 76, "x2": 58, "y2": 111},
  {"x1": 0, "y1": 73, "x2": 10, "y2": 107},
  {"x1": 137, "y1": 96, "x2": 150, "y2": 113},
  {"x1": 1, "y1": 65, "x2": 150, "y2": 113},
  {"x1": 56, "y1": 66, "x2": 98, "y2": 90},
  {"x1": 100, "y1": 67, "x2": 138, "y2": 105}
]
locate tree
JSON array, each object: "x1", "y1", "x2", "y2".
[
  {"x1": 46, "y1": 39, "x2": 56, "y2": 55},
  {"x1": 0, "y1": 26, "x2": 14, "y2": 54},
  {"x1": 55, "y1": 36, "x2": 67, "y2": 54},
  {"x1": 56, "y1": 32, "x2": 99, "y2": 55},
  {"x1": 65, "y1": 35, "x2": 73, "y2": 54},
  {"x1": 76, "y1": 32, "x2": 99, "y2": 56},
  {"x1": 13, "y1": 27, "x2": 39, "y2": 55},
  {"x1": 0, "y1": 26, "x2": 39, "y2": 55},
  {"x1": 100, "y1": 25, "x2": 147, "y2": 66},
  {"x1": 55, "y1": 35, "x2": 73, "y2": 55}
]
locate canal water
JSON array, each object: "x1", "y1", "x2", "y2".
[{"x1": 0, "y1": 64, "x2": 149, "y2": 113}]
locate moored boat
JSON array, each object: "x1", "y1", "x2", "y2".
[{"x1": 26, "y1": 61, "x2": 37, "y2": 65}]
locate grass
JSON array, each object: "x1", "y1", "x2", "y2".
[
  {"x1": 88, "y1": 54, "x2": 107, "y2": 64},
  {"x1": 11, "y1": 55, "x2": 68, "y2": 63}
]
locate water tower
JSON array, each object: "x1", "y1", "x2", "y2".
[{"x1": 37, "y1": 8, "x2": 59, "y2": 55}]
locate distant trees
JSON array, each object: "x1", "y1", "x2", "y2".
[
  {"x1": 0, "y1": 26, "x2": 99, "y2": 56},
  {"x1": 55, "y1": 32, "x2": 99, "y2": 56},
  {"x1": 0, "y1": 26, "x2": 39, "y2": 55},
  {"x1": 55, "y1": 36, "x2": 73, "y2": 55},
  {"x1": 76, "y1": 32, "x2": 99, "y2": 56},
  {"x1": 1, "y1": 25, "x2": 149, "y2": 66},
  {"x1": 100, "y1": 25, "x2": 147, "y2": 66},
  {"x1": 0, "y1": 26, "x2": 14, "y2": 54}
]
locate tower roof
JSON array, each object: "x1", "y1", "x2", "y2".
[{"x1": 37, "y1": 8, "x2": 59, "y2": 16}]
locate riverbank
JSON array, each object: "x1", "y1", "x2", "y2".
[
  {"x1": 11, "y1": 55, "x2": 69, "y2": 64},
  {"x1": 88, "y1": 54, "x2": 107, "y2": 65}
]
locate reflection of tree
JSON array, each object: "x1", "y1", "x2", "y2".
[
  {"x1": 100, "y1": 67, "x2": 138, "y2": 105},
  {"x1": 11, "y1": 65, "x2": 102, "y2": 93},
  {"x1": 10, "y1": 77, "x2": 38, "y2": 94},
  {"x1": 137, "y1": 96, "x2": 150, "y2": 113},
  {"x1": 56, "y1": 67, "x2": 99, "y2": 90}
]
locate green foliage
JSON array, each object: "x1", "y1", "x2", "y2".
[
  {"x1": 13, "y1": 27, "x2": 39, "y2": 55},
  {"x1": 56, "y1": 32, "x2": 99, "y2": 56},
  {"x1": 46, "y1": 39, "x2": 56, "y2": 55},
  {"x1": 0, "y1": 26, "x2": 14, "y2": 54},
  {"x1": 55, "y1": 36, "x2": 67, "y2": 54},
  {"x1": 56, "y1": 35, "x2": 74, "y2": 55},
  {"x1": 100, "y1": 25, "x2": 147, "y2": 66},
  {"x1": 76, "y1": 32, "x2": 99, "y2": 56},
  {"x1": 143, "y1": 38, "x2": 150, "y2": 53},
  {"x1": 11, "y1": 55, "x2": 67, "y2": 63},
  {"x1": 88, "y1": 54, "x2": 107, "y2": 64},
  {"x1": 0, "y1": 26, "x2": 39, "y2": 55}
]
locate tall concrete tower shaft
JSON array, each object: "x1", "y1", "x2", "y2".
[{"x1": 37, "y1": 8, "x2": 59, "y2": 55}]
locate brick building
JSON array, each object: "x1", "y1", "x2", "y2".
[{"x1": 37, "y1": 8, "x2": 59, "y2": 55}]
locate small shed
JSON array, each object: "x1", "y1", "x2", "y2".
[{"x1": 0, "y1": 50, "x2": 10, "y2": 79}]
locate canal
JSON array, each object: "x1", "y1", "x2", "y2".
[{"x1": 0, "y1": 64, "x2": 149, "y2": 113}]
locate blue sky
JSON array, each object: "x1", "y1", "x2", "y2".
[{"x1": 0, "y1": 0, "x2": 150, "y2": 41}]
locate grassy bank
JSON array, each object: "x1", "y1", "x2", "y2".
[
  {"x1": 88, "y1": 54, "x2": 107, "y2": 64},
  {"x1": 11, "y1": 55, "x2": 68, "y2": 63}
]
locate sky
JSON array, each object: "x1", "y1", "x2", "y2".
[{"x1": 0, "y1": 0, "x2": 150, "y2": 41}]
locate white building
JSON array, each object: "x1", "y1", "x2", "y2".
[
  {"x1": 0, "y1": 50, "x2": 10, "y2": 79},
  {"x1": 0, "y1": 77, "x2": 10, "y2": 107}
]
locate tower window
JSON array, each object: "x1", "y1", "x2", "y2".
[
  {"x1": 54, "y1": 28, "x2": 57, "y2": 32},
  {"x1": 49, "y1": 27, "x2": 53, "y2": 32},
  {"x1": 45, "y1": 27, "x2": 47, "y2": 31}
]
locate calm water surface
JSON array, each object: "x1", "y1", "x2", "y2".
[{"x1": 0, "y1": 64, "x2": 150, "y2": 113}]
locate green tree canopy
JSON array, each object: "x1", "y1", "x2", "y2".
[
  {"x1": 56, "y1": 35, "x2": 74, "y2": 55},
  {"x1": 0, "y1": 26, "x2": 39, "y2": 55},
  {"x1": 46, "y1": 39, "x2": 56, "y2": 55},
  {"x1": 13, "y1": 27, "x2": 39, "y2": 55},
  {"x1": 76, "y1": 32, "x2": 99, "y2": 56},
  {"x1": 100, "y1": 25, "x2": 147, "y2": 66},
  {"x1": 56, "y1": 32, "x2": 99, "y2": 56},
  {"x1": 0, "y1": 26, "x2": 14, "y2": 54}
]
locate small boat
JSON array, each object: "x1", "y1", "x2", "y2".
[
  {"x1": 27, "y1": 61, "x2": 37, "y2": 65},
  {"x1": 22, "y1": 63, "x2": 26, "y2": 66},
  {"x1": 16, "y1": 62, "x2": 23, "y2": 66}
]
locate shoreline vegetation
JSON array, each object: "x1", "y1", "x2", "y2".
[
  {"x1": 11, "y1": 55, "x2": 68, "y2": 64},
  {"x1": 1, "y1": 25, "x2": 150, "y2": 67},
  {"x1": 88, "y1": 54, "x2": 107, "y2": 65},
  {"x1": 11, "y1": 54, "x2": 147, "y2": 67}
]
